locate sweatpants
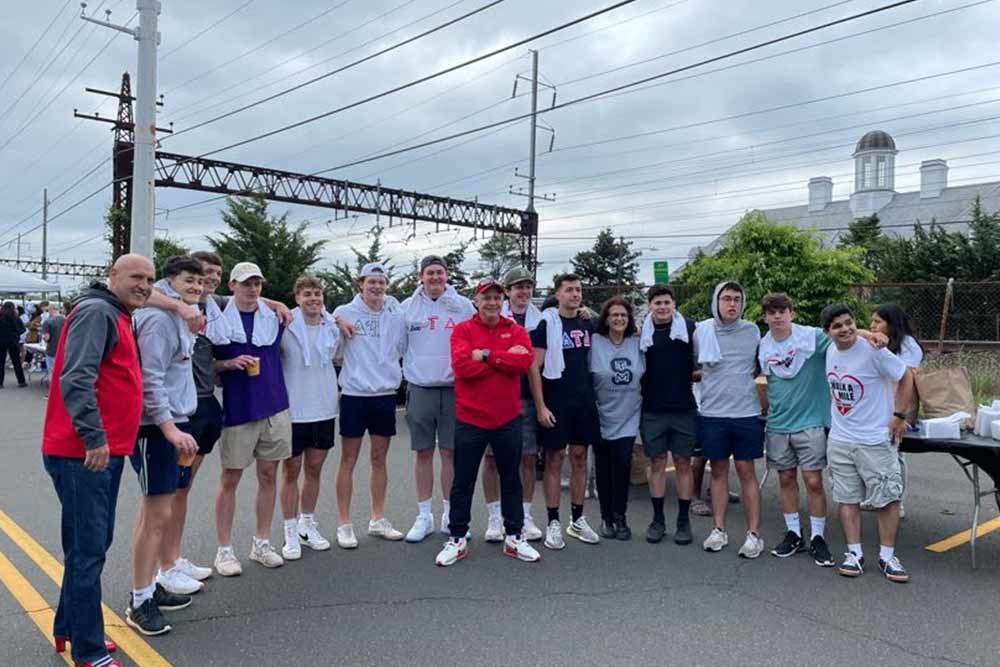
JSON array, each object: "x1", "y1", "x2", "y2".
[
  {"x1": 449, "y1": 417, "x2": 524, "y2": 539},
  {"x1": 594, "y1": 436, "x2": 634, "y2": 520}
]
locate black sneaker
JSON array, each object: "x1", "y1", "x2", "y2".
[
  {"x1": 153, "y1": 583, "x2": 192, "y2": 611},
  {"x1": 810, "y1": 535, "x2": 835, "y2": 567},
  {"x1": 674, "y1": 520, "x2": 693, "y2": 545},
  {"x1": 879, "y1": 556, "x2": 910, "y2": 583},
  {"x1": 838, "y1": 552, "x2": 865, "y2": 578},
  {"x1": 646, "y1": 521, "x2": 666, "y2": 543},
  {"x1": 614, "y1": 516, "x2": 631, "y2": 541},
  {"x1": 125, "y1": 598, "x2": 171, "y2": 636},
  {"x1": 599, "y1": 518, "x2": 617, "y2": 539},
  {"x1": 770, "y1": 531, "x2": 805, "y2": 558}
]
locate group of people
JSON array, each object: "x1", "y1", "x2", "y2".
[
  {"x1": 0, "y1": 299, "x2": 65, "y2": 388},
  {"x1": 38, "y1": 250, "x2": 923, "y2": 667}
]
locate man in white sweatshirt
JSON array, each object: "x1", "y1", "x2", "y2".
[
  {"x1": 332, "y1": 262, "x2": 408, "y2": 549},
  {"x1": 401, "y1": 256, "x2": 475, "y2": 543}
]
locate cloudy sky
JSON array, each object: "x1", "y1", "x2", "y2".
[{"x1": 0, "y1": 0, "x2": 998, "y2": 287}]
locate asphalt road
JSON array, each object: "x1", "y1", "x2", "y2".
[{"x1": 2, "y1": 380, "x2": 999, "y2": 667}]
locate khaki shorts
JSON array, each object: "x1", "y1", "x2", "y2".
[
  {"x1": 766, "y1": 427, "x2": 827, "y2": 471},
  {"x1": 219, "y1": 410, "x2": 293, "y2": 470},
  {"x1": 827, "y1": 438, "x2": 903, "y2": 508}
]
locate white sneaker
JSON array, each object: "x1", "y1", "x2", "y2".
[
  {"x1": 174, "y1": 557, "x2": 212, "y2": 581},
  {"x1": 703, "y1": 527, "x2": 729, "y2": 552},
  {"x1": 504, "y1": 534, "x2": 540, "y2": 562},
  {"x1": 738, "y1": 531, "x2": 764, "y2": 559},
  {"x1": 435, "y1": 538, "x2": 468, "y2": 567},
  {"x1": 484, "y1": 514, "x2": 504, "y2": 542},
  {"x1": 439, "y1": 511, "x2": 451, "y2": 535},
  {"x1": 566, "y1": 516, "x2": 600, "y2": 544},
  {"x1": 156, "y1": 567, "x2": 203, "y2": 595},
  {"x1": 249, "y1": 540, "x2": 284, "y2": 568},
  {"x1": 337, "y1": 524, "x2": 359, "y2": 549},
  {"x1": 214, "y1": 546, "x2": 242, "y2": 577},
  {"x1": 282, "y1": 523, "x2": 301, "y2": 561},
  {"x1": 522, "y1": 514, "x2": 543, "y2": 542},
  {"x1": 405, "y1": 514, "x2": 435, "y2": 543},
  {"x1": 544, "y1": 520, "x2": 565, "y2": 550},
  {"x1": 298, "y1": 517, "x2": 331, "y2": 551},
  {"x1": 368, "y1": 518, "x2": 404, "y2": 541}
]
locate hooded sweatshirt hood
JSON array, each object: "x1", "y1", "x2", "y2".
[
  {"x1": 696, "y1": 279, "x2": 761, "y2": 418},
  {"x1": 72, "y1": 282, "x2": 129, "y2": 317},
  {"x1": 711, "y1": 280, "x2": 746, "y2": 327}
]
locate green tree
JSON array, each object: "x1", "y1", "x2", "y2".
[
  {"x1": 206, "y1": 195, "x2": 326, "y2": 304},
  {"x1": 839, "y1": 214, "x2": 892, "y2": 276},
  {"x1": 442, "y1": 241, "x2": 472, "y2": 294},
  {"x1": 678, "y1": 211, "x2": 873, "y2": 326},
  {"x1": 570, "y1": 228, "x2": 642, "y2": 307},
  {"x1": 153, "y1": 236, "x2": 190, "y2": 276},
  {"x1": 473, "y1": 233, "x2": 521, "y2": 281},
  {"x1": 103, "y1": 205, "x2": 129, "y2": 263}
]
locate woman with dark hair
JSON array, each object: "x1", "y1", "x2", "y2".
[
  {"x1": 870, "y1": 303, "x2": 923, "y2": 367},
  {"x1": 0, "y1": 300, "x2": 27, "y2": 387},
  {"x1": 590, "y1": 296, "x2": 644, "y2": 540}
]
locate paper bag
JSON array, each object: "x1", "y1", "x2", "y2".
[{"x1": 914, "y1": 367, "x2": 976, "y2": 430}]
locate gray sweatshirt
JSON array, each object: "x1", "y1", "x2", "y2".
[
  {"x1": 695, "y1": 281, "x2": 761, "y2": 419},
  {"x1": 133, "y1": 305, "x2": 197, "y2": 426}
]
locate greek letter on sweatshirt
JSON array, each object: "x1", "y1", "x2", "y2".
[
  {"x1": 332, "y1": 296, "x2": 407, "y2": 396},
  {"x1": 401, "y1": 286, "x2": 475, "y2": 387}
]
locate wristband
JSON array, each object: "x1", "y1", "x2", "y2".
[{"x1": 893, "y1": 411, "x2": 906, "y2": 420}]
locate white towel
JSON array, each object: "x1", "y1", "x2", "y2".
[
  {"x1": 694, "y1": 320, "x2": 722, "y2": 364},
  {"x1": 757, "y1": 323, "x2": 816, "y2": 379},
  {"x1": 639, "y1": 311, "x2": 688, "y2": 352},
  {"x1": 152, "y1": 279, "x2": 196, "y2": 357},
  {"x1": 287, "y1": 307, "x2": 338, "y2": 367},
  {"x1": 349, "y1": 294, "x2": 406, "y2": 364},
  {"x1": 501, "y1": 300, "x2": 542, "y2": 331},
  {"x1": 539, "y1": 307, "x2": 565, "y2": 380},
  {"x1": 207, "y1": 295, "x2": 279, "y2": 347}
]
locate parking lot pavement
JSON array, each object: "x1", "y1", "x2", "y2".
[{"x1": 1, "y1": 382, "x2": 999, "y2": 666}]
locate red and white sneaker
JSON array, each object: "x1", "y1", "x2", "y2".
[
  {"x1": 74, "y1": 659, "x2": 122, "y2": 667},
  {"x1": 435, "y1": 538, "x2": 468, "y2": 567},
  {"x1": 503, "y1": 534, "x2": 541, "y2": 562}
]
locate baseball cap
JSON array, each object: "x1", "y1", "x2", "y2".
[
  {"x1": 475, "y1": 277, "x2": 504, "y2": 295},
  {"x1": 230, "y1": 262, "x2": 264, "y2": 283},
  {"x1": 503, "y1": 266, "x2": 534, "y2": 288},
  {"x1": 419, "y1": 255, "x2": 447, "y2": 272},
  {"x1": 359, "y1": 261, "x2": 387, "y2": 278}
]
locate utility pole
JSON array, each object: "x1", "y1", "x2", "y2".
[
  {"x1": 42, "y1": 189, "x2": 48, "y2": 280},
  {"x1": 81, "y1": 1, "x2": 161, "y2": 259},
  {"x1": 15, "y1": 234, "x2": 21, "y2": 267}
]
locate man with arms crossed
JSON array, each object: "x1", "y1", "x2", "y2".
[
  {"x1": 822, "y1": 303, "x2": 913, "y2": 582},
  {"x1": 401, "y1": 255, "x2": 475, "y2": 542}
]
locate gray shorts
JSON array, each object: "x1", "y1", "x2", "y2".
[
  {"x1": 766, "y1": 427, "x2": 827, "y2": 471},
  {"x1": 640, "y1": 410, "x2": 698, "y2": 459},
  {"x1": 405, "y1": 385, "x2": 456, "y2": 451},
  {"x1": 219, "y1": 409, "x2": 292, "y2": 470},
  {"x1": 487, "y1": 399, "x2": 538, "y2": 458},
  {"x1": 827, "y1": 438, "x2": 903, "y2": 508}
]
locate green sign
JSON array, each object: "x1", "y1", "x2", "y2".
[{"x1": 653, "y1": 260, "x2": 670, "y2": 284}]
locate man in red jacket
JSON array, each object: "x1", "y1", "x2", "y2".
[
  {"x1": 435, "y1": 278, "x2": 539, "y2": 566},
  {"x1": 41, "y1": 254, "x2": 154, "y2": 667}
]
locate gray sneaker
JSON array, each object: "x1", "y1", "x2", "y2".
[
  {"x1": 703, "y1": 527, "x2": 729, "y2": 552},
  {"x1": 566, "y1": 516, "x2": 600, "y2": 544},
  {"x1": 544, "y1": 520, "x2": 565, "y2": 550},
  {"x1": 738, "y1": 531, "x2": 764, "y2": 559},
  {"x1": 249, "y1": 540, "x2": 284, "y2": 568}
]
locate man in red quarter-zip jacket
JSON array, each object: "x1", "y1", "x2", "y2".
[{"x1": 435, "y1": 278, "x2": 540, "y2": 567}]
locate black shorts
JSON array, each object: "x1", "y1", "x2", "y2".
[
  {"x1": 292, "y1": 418, "x2": 337, "y2": 457},
  {"x1": 339, "y1": 394, "x2": 397, "y2": 438},
  {"x1": 188, "y1": 395, "x2": 224, "y2": 456},
  {"x1": 130, "y1": 424, "x2": 192, "y2": 496},
  {"x1": 538, "y1": 404, "x2": 600, "y2": 450}
]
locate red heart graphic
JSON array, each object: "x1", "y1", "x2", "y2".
[{"x1": 827, "y1": 371, "x2": 865, "y2": 415}]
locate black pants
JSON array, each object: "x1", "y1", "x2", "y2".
[
  {"x1": 449, "y1": 417, "x2": 524, "y2": 539},
  {"x1": 595, "y1": 436, "x2": 634, "y2": 520},
  {"x1": 0, "y1": 343, "x2": 25, "y2": 387}
]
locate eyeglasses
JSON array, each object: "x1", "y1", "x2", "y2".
[{"x1": 719, "y1": 296, "x2": 742, "y2": 304}]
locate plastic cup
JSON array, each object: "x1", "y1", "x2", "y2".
[
  {"x1": 177, "y1": 449, "x2": 196, "y2": 467},
  {"x1": 246, "y1": 356, "x2": 261, "y2": 377}
]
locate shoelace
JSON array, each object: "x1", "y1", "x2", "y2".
[{"x1": 885, "y1": 556, "x2": 903, "y2": 571}]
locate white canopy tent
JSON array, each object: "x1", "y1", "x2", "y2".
[{"x1": 0, "y1": 265, "x2": 60, "y2": 294}]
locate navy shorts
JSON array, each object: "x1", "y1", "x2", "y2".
[
  {"x1": 188, "y1": 395, "x2": 224, "y2": 456},
  {"x1": 700, "y1": 416, "x2": 764, "y2": 462},
  {"x1": 130, "y1": 424, "x2": 192, "y2": 496},
  {"x1": 339, "y1": 395, "x2": 397, "y2": 438},
  {"x1": 538, "y1": 403, "x2": 600, "y2": 450},
  {"x1": 292, "y1": 418, "x2": 337, "y2": 457}
]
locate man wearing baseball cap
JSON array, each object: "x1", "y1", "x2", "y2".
[
  {"x1": 208, "y1": 262, "x2": 292, "y2": 575},
  {"x1": 436, "y1": 278, "x2": 539, "y2": 566},
  {"x1": 401, "y1": 255, "x2": 475, "y2": 543}
]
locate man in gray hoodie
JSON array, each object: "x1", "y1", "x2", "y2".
[{"x1": 694, "y1": 281, "x2": 764, "y2": 558}]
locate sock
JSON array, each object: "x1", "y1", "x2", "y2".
[
  {"x1": 300, "y1": 512, "x2": 314, "y2": 523},
  {"x1": 284, "y1": 518, "x2": 297, "y2": 530},
  {"x1": 809, "y1": 515, "x2": 826, "y2": 540},
  {"x1": 848, "y1": 543, "x2": 863, "y2": 558},
  {"x1": 651, "y1": 496, "x2": 665, "y2": 523},
  {"x1": 523, "y1": 501, "x2": 533, "y2": 518},
  {"x1": 253, "y1": 536, "x2": 270, "y2": 549},
  {"x1": 783, "y1": 513, "x2": 801, "y2": 537},
  {"x1": 487, "y1": 501, "x2": 502, "y2": 518},
  {"x1": 441, "y1": 499, "x2": 450, "y2": 517},
  {"x1": 218, "y1": 544, "x2": 233, "y2": 553},
  {"x1": 677, "y1": 499, "x2": 690, "y2": 525},
  {"x1": 547, "y1": 506, "x2": 559, "y2": 523},
  {"x1": 571, "y1": 503, "x2": 584, "y2": 522},
  {"x1": 879, "y1": 545, "x2": 895, "y2": 562},
  {"x1": 417, "y1": 499, "x2": 432, "y2": 517},
  {"x1": 131, "y1": 582, "x2": 155, "y2": 607}
]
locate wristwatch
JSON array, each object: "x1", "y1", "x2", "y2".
[
  {"x1": 893, "y1": 411, "x2": 907, "y2": 420},
  {"x1": 481, "y1": 349, "x2": 490, "y2": 362}
]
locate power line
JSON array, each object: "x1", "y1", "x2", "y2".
[
  {"x1": 159, "y1": 0, "x2": 257, "y2": 61},
  {"x1": 0, "y1": 0, "x2": 73, "y2": 91}
]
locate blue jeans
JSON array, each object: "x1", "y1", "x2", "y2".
[{"x1": 43, "y1": 454, "x2": 124, "y2": 664}]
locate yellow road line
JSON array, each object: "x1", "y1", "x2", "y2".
[
  {"x1": 0, "y1": 548, "x2": 73, "y2": 665},
  {"x1": 0, "y1": 508, "x2": 173, "y2": 667},
  {"x1": 926, "y1": 515, "x2": 1000, "y2": 552}
]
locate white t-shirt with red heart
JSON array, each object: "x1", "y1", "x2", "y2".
[{"x1": 826, "y1": 338, "x2": 907, "y2": 445}]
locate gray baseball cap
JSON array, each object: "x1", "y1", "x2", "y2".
[{"x1": 503, "y1": 266, "x2": 534, "y2": 288}]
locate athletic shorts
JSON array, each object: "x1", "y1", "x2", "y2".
[
  {"x1": 640, "y1": 410, "x2": 699, "y2": 459},
  {"x1": 339, "y1": 394, "x2": 397, "y2": 438},
  {"x1": 537, "y1": 403, "x2": 600, "y2": 450},
  {"x1": 130, "y1": 424, "x2": 192, "y2": 496},
  {"x1": 405, "y1": 385, "x2": 456, "y2": 451},
  {"x1": 700, "y1": 416, "x2": 764, "y2": 462},
  {"x1": 219, "y1": 410, "x2": 293, "y2": 470},
  {"x1": 766, "y1": 427, "x2": 827, "y2": 471},
  {"x1": 188, "y1": 395, "x2": 224, "y2": 456},
  {"x1": 291, "y1": 418, "x2": 337, "y2": 457},
  {"x1": 827, "y1": 438, "x2": 903, "y2": 508}
]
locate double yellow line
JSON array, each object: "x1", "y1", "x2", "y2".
[{"x1": 0, "y1": 509, "x2": 172, "y2": 666}]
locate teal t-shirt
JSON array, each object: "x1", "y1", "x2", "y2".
[{"x1": 765, "y1": 329, "x2": 831, "y2": 433}]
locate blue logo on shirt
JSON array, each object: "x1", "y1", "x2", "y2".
[{"x1": 611, "y1": 358, "x2": 633, "y2": 385}]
